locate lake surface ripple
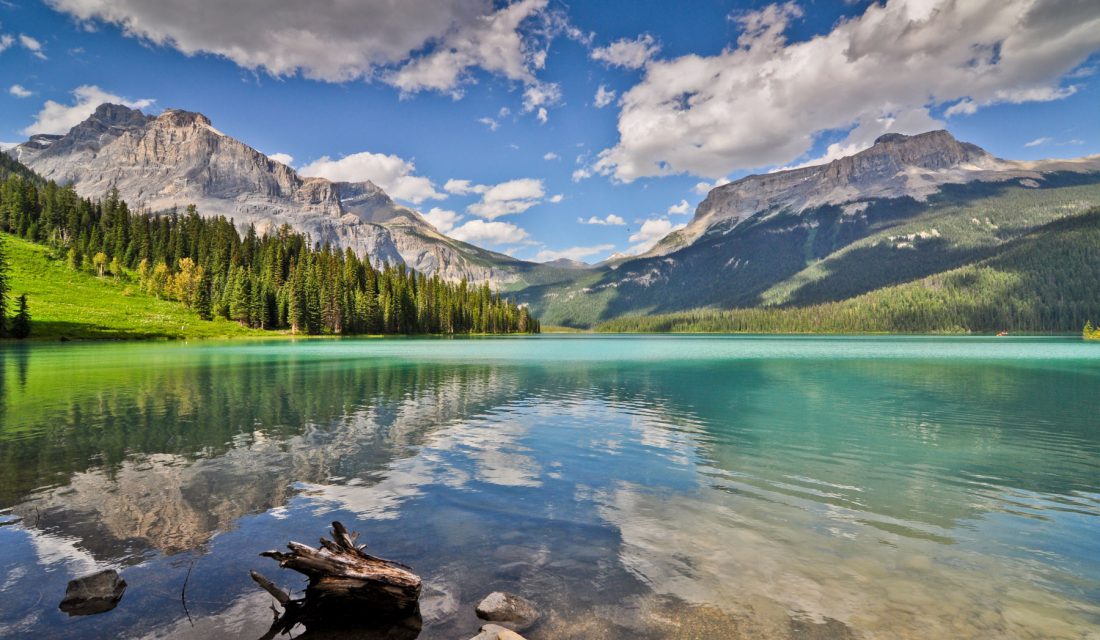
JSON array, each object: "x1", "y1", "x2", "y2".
[{"x1": 0, "y1": 335, "x2": 1098, "y2": 639}]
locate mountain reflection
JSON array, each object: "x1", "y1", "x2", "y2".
[{"x1": 0, "y1": 338, "x2": 1098, "y2": 639}]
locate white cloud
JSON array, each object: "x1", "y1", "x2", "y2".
[
  {"x1": 423, "y1": 207, "x2": 462, "y2": 234},
  {"x1": 388, "y1": 0, "x2": 555, "y2": 96},
  {"x1": 298, "y1": 151, "x2": 445, "y2": 204},
  {"x1": 535, "y1": 243, "x2": 614, "y2": 262},
  {"x1": 594, "y1": 84, "x2": 616, "y2": 108},
  {"x1": 479, "y1": 117, "x2": 499, "y2": 131},
  {"x1": 578, "y1": 214, "x2": 625, "y2": 226},
  {"x1": 571, "y1": 167, "x2": 592, "y2": 182},
  {"x1": 48, "y1": 0, "x2": 562, "y2": 92},
  {"x1": 9, "y1": 84, "x2": 33, "y2": 98},
  {"x1": 444, "y1": 178, "x2": 481, "y2": 196},
  {"x1": 0, "y1": 34, "x2": 14, "y2": 54},
  {"x1": 466, "y1": 177, "x2": 545, "y2": 219},
  {"x1": 1024, "y1": 136, "x2": 1052, "y2": 148},
  {"x1": 591, "y1": 33, "x2": 659, "y2": 69},
  {"x1": 267, "y1": 152, "x2": 294, "y2": 166},
  {"x1": 0, "y1": 141, "x2": 20, "y2": 151},
  {"x1": 594, "y1": 0, "x2": 1100, "y2": 182},
  {"x1": 448, "y1": 219, "x2": 529, "y2": 245},
  {"x1": 628, "y1": 217, "x2": 685, "y2": 253},
  {"x1": 543, "y1": 151, "x2": 558, "y2": 160},
  {"x1": 667, "y1": 199, "x2": 690, "y2": 215},
  {"x1": 23, "y1": 85, "x2": 156, "y2": 136},
  {"x1": 548, "y1": 193, "x2": 563, "y2": 203},
  {"x1": 19, "y1": 34, "x2": 46, "y2": 60},
  {"x1": 536, "y1": 107, "x2": 548, "y2": 124},
  {"x1": 522, "y1": 81, "x2": 561, "y2": 111},
  {"x1": 693, "y1": 177, "x2": 730, "y2": 195}
]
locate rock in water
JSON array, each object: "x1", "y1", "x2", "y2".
[
  {"x1": 470, "y1": 623, "x2": 528, "y2": 639},
  {"x1": 475, "y1": 592, "x2": 540, "y2": 630},
  {"x1": 59, "y1": 569, "x2": 126, "y2": 615}
]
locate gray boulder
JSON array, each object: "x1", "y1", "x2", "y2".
[
  {"x1": 469, "y1": 624, "x2": 528, "y2": 640},
  {"x1": 474, "y1": 591, "x2": 539, "y2": 630},
  {"x1": 59, "y1": 569, "x2": 127, "y2": 615}
]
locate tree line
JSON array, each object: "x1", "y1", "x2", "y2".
[{"x1": 0, "y1": 157, "x2": 538, "y2": 336}]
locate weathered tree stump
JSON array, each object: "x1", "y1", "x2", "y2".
[{"x1": 251, "y1": 521, "x2": 422, "y2": 638}]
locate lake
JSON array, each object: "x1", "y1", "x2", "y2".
[{"x1": 0, "y1": 335, "x2": 1098, "y2": 639}]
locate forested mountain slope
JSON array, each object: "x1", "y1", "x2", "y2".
[{"x1": 597, "y1": 208, "x2": 1100, "y2": 334}]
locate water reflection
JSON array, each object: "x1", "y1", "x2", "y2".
[{"x1": 0, "y1": 338, "x2": 1098, "y2": 638}]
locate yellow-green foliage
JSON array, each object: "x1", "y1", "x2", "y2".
[
  {"x1": 1085, "y1": 321, "x2": 1100, "y2": 341},
  {"x1": 2, "y1": 232, "x2": 263, "y2": 340}
]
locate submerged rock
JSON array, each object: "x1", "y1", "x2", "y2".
[
  {"x1": 475, "y1": 591, "x2": 540, "y2": 630},
  {"x1": 59, "y1": 569, "x2": 126, "y2": 616},
  {"x1": 469, "y1": 623, "x2": 527, "y2": 639}
]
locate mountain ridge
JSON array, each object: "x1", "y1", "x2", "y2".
[{"x1": 10, "y1": 103, "x2": 537, "y2": 286}]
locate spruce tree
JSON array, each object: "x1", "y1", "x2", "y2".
[
  {"x1": 10, "y1": 294, "x2": 29, "y2": 339},
  {"x1": 0, "y1": 234, "x2": 8, "y2": 336},
  {"x1": 196, "y1": 271, "x2": 213, "y2": 321}
]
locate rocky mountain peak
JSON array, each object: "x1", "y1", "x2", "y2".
[
  {"x1": 156, "y1": 108, "x2": 214, "y2": 129},
  {"x1": 10, "y1": 102, "x2": 533, "y2": 287},
  {"x1": 645, "y1": 130, "x2": 1028, "y2": 258}
]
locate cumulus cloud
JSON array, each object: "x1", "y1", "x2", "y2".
[
  {"x1": 534, "y1": 243, "x2": 614, "y2": 262},
  {"x1": 448, "y1": 218, "x2": 529, "y2": 245},
  {"x1": 423, "y1": 207, "x2": 462, "y2": 234},
  {"x1": 465, "y1": 177, "x2": 545, "y2": 219},
  {"x1": 298, "y1": 151, "x2": 445, "y2": 204},
  {"x1": 594, "y1": 84, "x2": 616, "y2": 108},
  {"x1": 0, "y1": 34, "x2": 13, "y2": 54},
  {"x1": 1024, "y1": 136, "x2": 1052, "y2": 147},
  {"x1": 578, "y1": 214, "x2": 625, "y2": 226},
  {"x1": 48, "y1": 0, "x2": 561, "y2": 95},
  {"x1": 628, "y1": 217, "x2": 685, "y2": 253},
  {"x1": 593, "y1": 0, "x2": 1100, "y2": 182},
  {"x1": 667, "y1": 199, "x2": 690, "y2": 215},
  {"x1": 444, "y1": 179, "x2": 479, "y2": 195},
  {"x1": 267, "y1": 152, "x2": 294, "y2": 166},
  {"x1": 23, "y1": 85, "x2": 155, "y2": 136},
  {"x1": 543, "y1": 151, "x2": 558, "y2": 160},
  {"x1": 388, "y1": 0, "x2": 555, "y2": 97},
  {"x1": 693, "y1": 177, "x2": 730, "y2": 195},
  {"x1": 9, "y1": 84, "x2": 32, "y2": 98},
  {"x1": 479, "y1": 117, "x2": 500, "y2": 131},
  {"x1": 548, "y1": 194, "x2": 563, "y2": 203},
  {"x1": 591, "y1": 33, "x2": 660, "y2": 69}
]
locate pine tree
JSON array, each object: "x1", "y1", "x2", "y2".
[
  {"x1": 10, "y1": 294, "x2": 30, "y2": 339},
  {"x1": 229, "y1": 266, "x2": 252, "y2": 326},
  {"x1": 196, "y1": 271, "x2": 213, "y2": 321},
  {"x1": 0, "y1": 234, "x2": 8, "y2": 336}
]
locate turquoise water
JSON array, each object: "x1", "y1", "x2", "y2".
[{"x1": 0, "y1": 335, "x2": 1098, "y2": 638}]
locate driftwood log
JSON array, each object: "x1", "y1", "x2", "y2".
[{"x1": 251, "y1": 522, "x2": 422, "y2": 638}]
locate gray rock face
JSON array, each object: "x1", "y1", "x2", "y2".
[
  {"x1": 646, "y1": 130, "x2": 1100, "y2": 256},
  {"x1": 475, "y1": 591, "x2": 540, "y2": 630},
  {"x1": 11, "y1": 103, "x2": 529, "y2": 285},
  {"x1": 58, "y1": 569, "x2": 127, "y2": 616}
]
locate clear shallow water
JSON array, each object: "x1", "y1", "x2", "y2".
[{"x1": 0, "y1": 335, "x2": 1098, "y2": 639}]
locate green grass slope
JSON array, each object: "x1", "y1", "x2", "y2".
[
  {"x1": 2, "y1": 233, "x2": 264, "y2": 340},
  {"x1": 597, "y1": 209, "x2": 1100, "y2": 334}
]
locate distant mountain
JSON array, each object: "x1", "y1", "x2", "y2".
[
  {"x1": 516, "y1": 131, "x2": 1100, "y2": 327},
  {"x1": 10, "y1": 104, "x2": 545, "y2": 286}
]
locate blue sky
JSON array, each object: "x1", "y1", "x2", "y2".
[{"x1": 1, "y1": 0, "x2": 1099, "y2": 263}]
